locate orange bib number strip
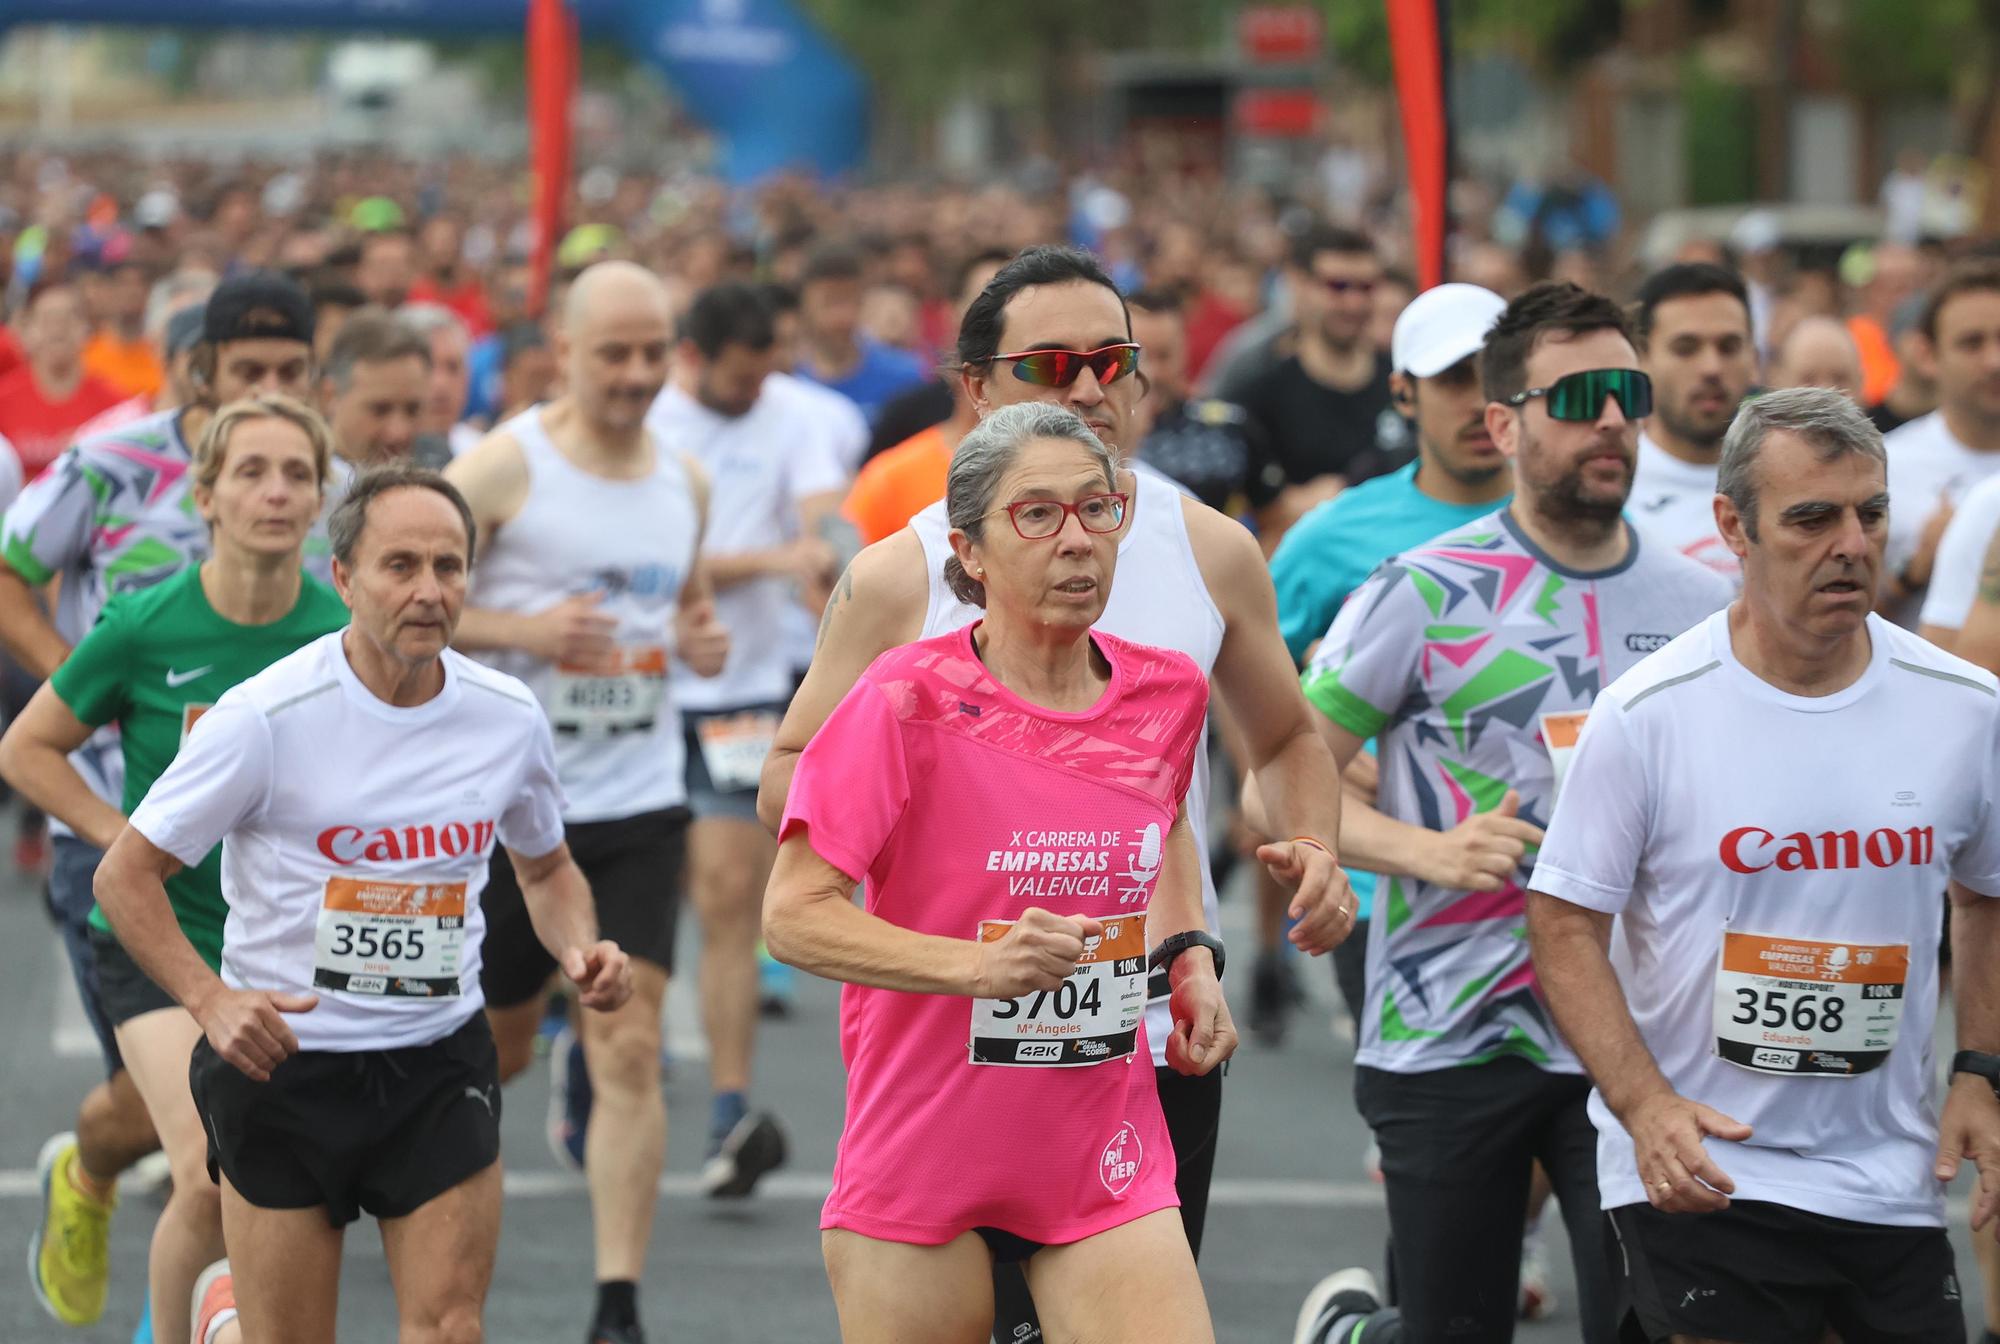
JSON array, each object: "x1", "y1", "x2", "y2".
[
  {"x1": 313, "y1": 877, "x2": 468, "y2": 998},
  {"x1": 1712, "y1": 930, "x2": 1908, "y2": 1077},
  {"x1": 553, "y1": 645, "x2": 667, "y2": 737},
  {"x1": 969, "y1": 912, "x2": 1147, "y2": 1067},
  {"x1": 696, "y1": 710, "x2": 780, "y2": 792},
  {"x1": 1540, "y1": 710, "x2": 1588, "y2": 798}
]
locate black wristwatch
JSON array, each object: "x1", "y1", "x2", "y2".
[
  {"x1": 1147, "y1": 931, "x2": 1225, "y2": 999},
  {"x1": 1952, "y1": 1050, "x2": 2000, "y2": 1098}
]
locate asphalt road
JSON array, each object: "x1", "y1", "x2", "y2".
[{"x1": 0, "y1": 843, "x2": 1987, "y2": 1342}]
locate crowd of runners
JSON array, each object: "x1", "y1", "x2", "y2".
[{"x1": 4, "y1": 146, "x2": 2000, "y2": 1344}]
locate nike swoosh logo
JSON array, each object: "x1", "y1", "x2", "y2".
[{"x1": 165, "y1": 666, "x2": 213, "y2": 688}]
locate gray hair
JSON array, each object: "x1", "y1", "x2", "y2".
[
  {"x1": 398, "y1": 302, "x2": 471, "y2": 346},
  {"x1": 327, "y1": 464, "x2": 477, "y2": 568},
  {"x1": 1718, "y1": 386, "x2": 1887, "y2": 540},
  {"x1": 943, "y1": 402, "x2": 1119, "y2": 609}
]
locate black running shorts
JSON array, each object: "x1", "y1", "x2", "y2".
[
  {"x1": 190, "y1": 1013, "x2": 501, "y2": 1227},
  {"x1": 1609, "y1": 1199, "x2": 1964, "y2": 1344},
  {"x1": 479, "y1": 806, "x2": 689, "y2": 1008}
]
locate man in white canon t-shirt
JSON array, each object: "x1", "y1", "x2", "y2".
[
  {"x1": 645, "y1": 280, "x2": 847, "y2": 1199},
  {"x1": 1529, "y1": 387, "x2": 2000, "y2": 1344},
  {"x1": 93, "y1": 465, "x2": 632, "y2": 1344},
  {"x1": 760, "y1": 243, "x2": 1353, "y2": 1344},
  {"x1": 447, "y1": 260, "x2": 731, "y2": 1344},
  {"x1": 1628, "y1": 263, "x2": 1758, "y2": 583},
  {"x1": 1882, "y1": 261, "x2": 2000, "y2": 630}
]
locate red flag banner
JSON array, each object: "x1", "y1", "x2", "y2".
[
  {"x1": 527, "y1": 0, "x2": 578, "y2": 318},
  {"x1": 1386, "y1": 0, "x2": 1449, "y2": 291}
]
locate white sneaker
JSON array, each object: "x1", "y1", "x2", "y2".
[{"x1": 1293, "y1": 1266, "x2": 1382, "y2": 1344}]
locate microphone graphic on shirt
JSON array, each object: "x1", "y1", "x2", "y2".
[{"x1": 1120, "y1": 823, "x2": 1164, "y2": 904}]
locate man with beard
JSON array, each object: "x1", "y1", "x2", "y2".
[
  {"x1": 1300, "y1": 283, "x2": 1732, "y2": 1343},
  {"x1": 1628, "y1": 264, "x2": 1759, "y2": 582}
]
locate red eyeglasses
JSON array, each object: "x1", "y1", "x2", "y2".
[
  {"x1": 993, "y1": 343, "x2": 1142, "y2": 389},
  {"x1": 987, "y1": 493, "x2": 1130, "y2": 540}
]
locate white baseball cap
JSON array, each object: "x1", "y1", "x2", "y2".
[{"x1": 1391, "y1": 282, "x2": 1508, "y2": 379}]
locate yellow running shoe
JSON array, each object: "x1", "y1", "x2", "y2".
[{"x1": 30, "y1": 1132, "x2": 114, "y2": 1325}]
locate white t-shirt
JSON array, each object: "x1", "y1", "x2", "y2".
[
  {"x1": 1628, "y1": 432, "x2": 1738, "y2": 581},
  {"x1": 1885, "y1": 411, "x2": 2000, "y2": 627},
  {"x1": 648, "y1": 378, "x2": 848, "y2": 711},
  {"x1": 1529, "y1": 610, "x2": 2000, "y2": 1227},
  {"x1": 1919, "y1": 469, "x2": 2000, "y2": 633},
  {"x1": 766, "y1": 372, "x2": 867, "y2": 670},
  {"x1": 129, "y1": 633, "x2": 568, "y2": 1052},
  {"x1": 769, "y1": 370, "x2": 869, "y2": 474}
]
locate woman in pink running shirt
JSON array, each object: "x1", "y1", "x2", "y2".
[{"x1": 768, "y1": 402, "x2": 1234, "y2": 1344}]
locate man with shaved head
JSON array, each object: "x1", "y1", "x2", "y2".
[
  {"x1": 1770, "y1": 315, "x2": 1865, "y2": 402},
  {"x1": 446, "y1": 259, "x2": 733, "y2": 1344}
]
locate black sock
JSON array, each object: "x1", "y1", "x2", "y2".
[{"x1": 595, "y1": 1280, "x2": 639, "y2": 1329}]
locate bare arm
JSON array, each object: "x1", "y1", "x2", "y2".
[
  {"x1": 93, "y1": 824, "x2": 217, "y2": 1014},
  {"x1": 1312, "y1": 716, "x2": 1542, "y2": 891},
  {"x1": 1193, "y1": 503, "x2": 1344, "y2": 856},
  {"x1": 1945, "y1": 882, "x2": 2000, "y2": 1232},
  {"x1": 1525, "y1": 895, "x2": 1669, "y2": 1116},
  {"x1": 0, "y1": 560, "x2": 70, "y2": 679},
  {"x1": 0, "y1": 683, "x2": 124, "y2": 849},
  {"x1": 761, "y1": 831, "x2": 984, "y2": 994},
  {"x1": 705, "y1": 485, "x2": 846, "y2": 596},
  {"x1": 1156, "y1": 803, "x2": 1235, "y2": 1074},
  {"x1": 1528, "y1": 890, "x2": 1748, "y2": 1212},
  {"x1": 755, "y1": 529, "x2": 929, "y2": 834},
  {"x1": 1149, "y1": 804, "x2": 1207, "y2": 943},
  {"x1": 1948, "y1": 521, "x2": 2000, "y2": 674},
  {"x1": 511, "y1": 841, "x2": 599, "y2": 963}
]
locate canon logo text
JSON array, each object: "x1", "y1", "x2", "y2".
[
  {"x1": 318, "y1": 820, "x2": 498, "y2": 866},
  {"x1": 1719, "y1": 825, "x2": 1934, "y2": 874}
]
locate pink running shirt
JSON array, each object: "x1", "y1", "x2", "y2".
[{"x1": 782, "y1": 625, "x2": 1209, "y2": 1246}]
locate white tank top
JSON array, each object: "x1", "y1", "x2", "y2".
[
  {"x1": 470, "y1": 408, "x2": 700, "y2": 823},
  {"x1": 911, "y1": 466, "x2": 1228, "y2": 1066}
]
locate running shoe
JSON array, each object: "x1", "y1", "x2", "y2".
[
  {"x1": 701, "y1": 1111, "x2": 788, "y2": 1198},
  {"x1": 547, "y1": 1025, "x2": 590, "y2": 1171},
  {"x1": 1518, "y1": 1237, "x2": 1557, "y2": 1321},
  {"x1": 1293, "y1": 1266, "x2": 1383, "y2": 1344},
  {"x1": 30, "y1": 1132, "x2": 113, "y2": 1326},
  {"x1": 190, "y1": 1259, "x2": 236, "y2": 1344}
]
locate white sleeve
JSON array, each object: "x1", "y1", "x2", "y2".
[
  {"x1": 1951, "y1": 710, "x2": 2000, "y2": 897},
  {"x1": 128, "y1": 698, "x2": 274, "y2": 867},
  {"x1": 497, "y1": 712, "x2": 567, "y2": 859},
  {"x1": 1526, "y1": 699, "x2": 1653, "y2": 914},
  {"x1": 1921, "y1": 485, "x2": 2000, "y2": 631}
]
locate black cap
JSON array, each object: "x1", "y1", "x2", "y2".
[{"x1": 202, "y1": 271, "x2": 314, "y2": 347}]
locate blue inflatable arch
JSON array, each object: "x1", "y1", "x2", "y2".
[{"x1": 0, "y1": 0, "x2": 868, "y2": 184}]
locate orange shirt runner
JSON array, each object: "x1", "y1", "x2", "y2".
[{"x1": 842, "y1": 423, "x2": 955, "y2": 545}]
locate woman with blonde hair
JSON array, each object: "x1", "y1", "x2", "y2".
[{"x1": 0, "y1": 395, "x2": 348, "y2": 1344}]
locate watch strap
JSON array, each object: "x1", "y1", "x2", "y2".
[{"x1": 1146, "y1": 931, "x2": 1225, "y2": 1000}]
